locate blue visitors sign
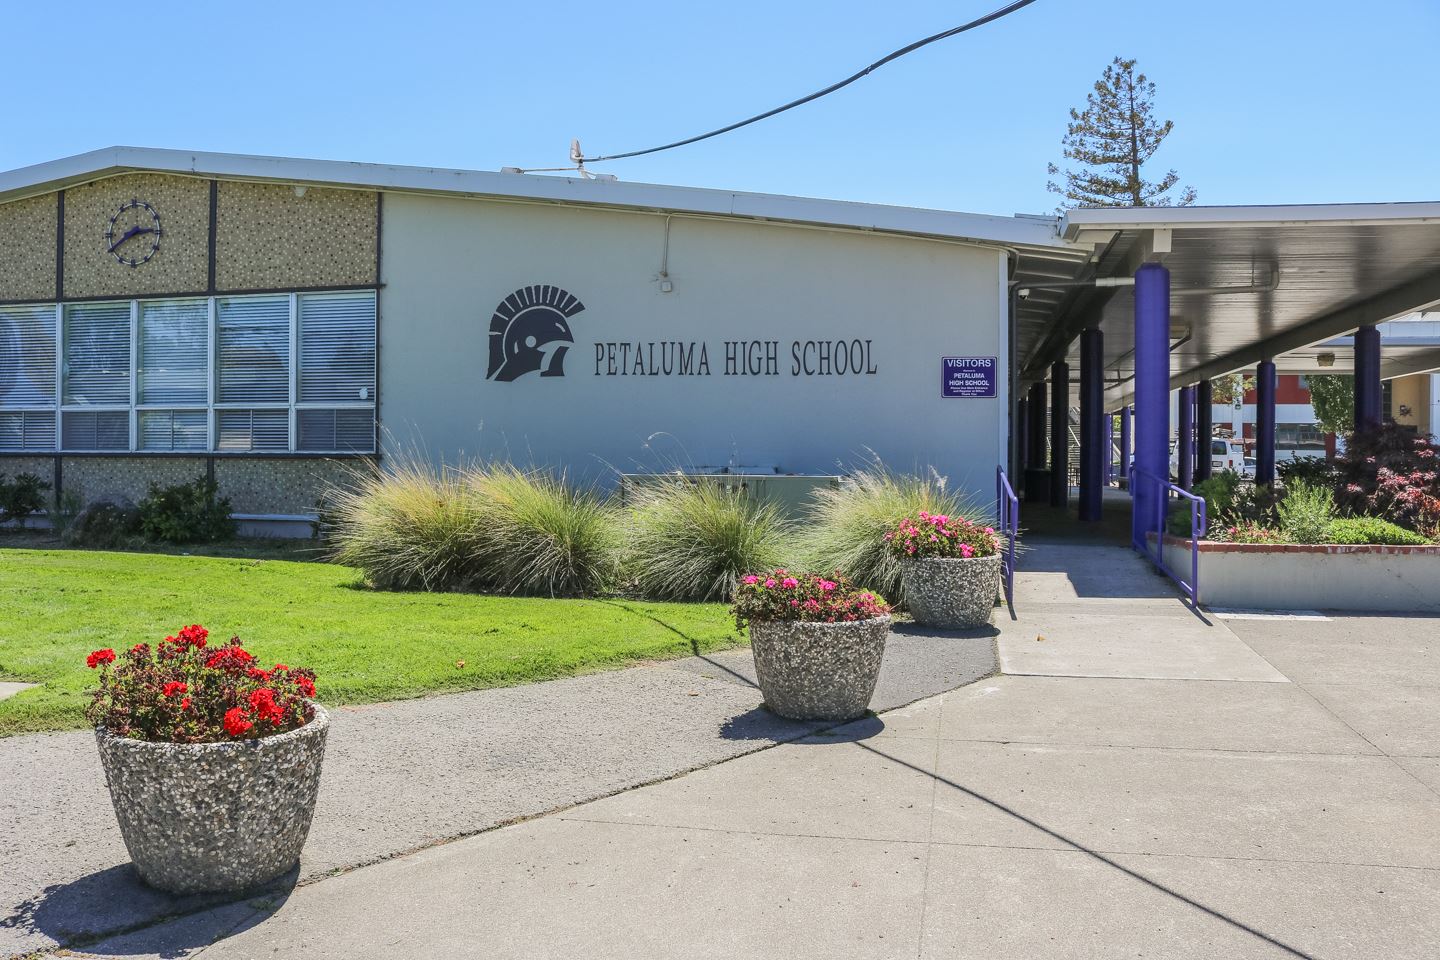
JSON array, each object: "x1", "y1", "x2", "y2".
[{"x1": 941, "y1": 356, "x2": 997, "y2": 398}]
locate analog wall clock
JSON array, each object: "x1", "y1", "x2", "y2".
[{"x1": 105, "y1": 199, "x2": 163, "y2": 267}]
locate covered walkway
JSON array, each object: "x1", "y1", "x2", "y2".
[{"x1": 64, "y1": 542, "x2": 1440, "y2": 960}]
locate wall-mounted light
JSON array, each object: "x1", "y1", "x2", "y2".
[
  {"x1": 1317, "y1": 352, "x2": 1335, "y2": 368},
  {"x1": 292, "y1": 185, "x2": 308, "y2": 198},
  {"x1": 1399, "y1": 404, "x2": 1412, "y2": 417}
]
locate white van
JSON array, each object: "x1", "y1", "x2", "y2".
[{"x1": 1170, "y1": 436, "x2": 1247, "y2": 479}]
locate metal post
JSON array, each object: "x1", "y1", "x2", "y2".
[
  {"x1": 1120, "y1": 405, "x2": 1132, "y2": 481},
  {"x1": 1195, "y1": 379, "x2": 1214, "y2": 483},
  {"x1": 1050, "y1": 359, "x2": 1070, "y2": 509},
  {"x1": 1103, "y1": 411, "x2": 1114, "y2": 485},
  {"x1": 1354, "y1": 325, "x2": 1382, "y2": 430},
  {"x1": 1132, "y1": 263, "x2": 1171, "y2": 549},
  {"x1": 1078, "y1": 328, "x2": 1103, "y2": 520},
  {"x1": 1256, "y1": 360, "x2": 1277, "y2": 486},
  {"x1": 1178, "y1": 384, "x2": 1195, "y2": 490}
]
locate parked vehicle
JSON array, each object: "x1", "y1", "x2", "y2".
[{"x1": 1170, "y1": 436, "x2": 1247, "y2": 479}]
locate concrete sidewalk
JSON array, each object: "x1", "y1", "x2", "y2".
[
  {"x1": 0, "y1": 627, "x2": 994, "y2": 957},
  {"x1": 24, "y1": 544, "x2": 1440, "y2": 958}
]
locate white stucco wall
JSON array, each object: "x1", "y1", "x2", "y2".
[{"x1": 376, "y1": 193, "x2": 1008, "y2": 501}]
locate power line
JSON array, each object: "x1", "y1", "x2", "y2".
[{"x1": 576, "y1": 0, "x2": 1043, "y2": 165}]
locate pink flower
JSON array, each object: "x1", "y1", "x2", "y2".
[
  {"x1": 764, "y1": 578, "x2": 777, "y2": 588},
  {"x1": 742, "y1": 575, "x2": 759, "y2": 585},
  {"x1": 781, "y1": 577, "x2": 799, "y2": 589}
]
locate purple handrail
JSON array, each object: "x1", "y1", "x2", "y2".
[
  {"x1": 1130, "y1": 467, "x2": 1207, "y2": 604},
  {"x1": 995, "y1": 465, "x2": 1019, "y2": 605}
]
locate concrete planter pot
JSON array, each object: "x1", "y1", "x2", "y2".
[
  {"x1": 749, "y1": 616, "x2": 890, "y2": 721},
  {"x1": 901, "y1": 555, "x2": 1001, "y2": 628},
  {"x1": 94, "y1": 704, "x2": 329, "y2": 895}
]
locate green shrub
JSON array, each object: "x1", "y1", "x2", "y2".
[
  {"x1": 64, "y1": 498, "x2": 142, "y2": 548},
  {"x1": 1327, "y1": 516, "x2": 1430, "y2": 546},
  {"x1": 1274, "y1": 479, "x2": 1335, "y2": 544},
  {"x1": 328, "y1": 460, "x2": 487, "y2": 591},
  {"x1": 1278, "y1": 456, "x2": 1338, "y2": 489},
  {"x1": 470, "y1": 465, "x2": 621, "y2": 597},
  {"x1": 0, "y1": 472, "x2": 50, "y2": 525},
  {"x1": 797, "y1": 463, "x2": 982, "y2": 606},
  {"x1": 624, "y1": 477, "x2": 789, "y2": 601},
  {"x1": 138, "y1": 476, "x2": 235, "y2": 544}
]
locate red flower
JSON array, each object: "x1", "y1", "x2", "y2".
[
  {"x1": 179, "y1": 697, "x2": 192, "y2": 710},
  {"x1": 162, "y1": 681, "x2": 188, "y2": 698},
  {"x1": 86, "y1": 649, "x2": 116, "y2": 669},
  {"x1": 248, "y1": 688, "x2": 285, "y2": 724},
  {"x1": 296, "y1": 676, "x2": 316, "y2": 698},
  {"x1": 177, "y1": 624, "x2": 209, "y2": 649},
  {"x1": 223, "y1": 708, "x2": 254, "y2": 737}
]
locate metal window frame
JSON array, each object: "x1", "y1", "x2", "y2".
[{"x1": 1, "y1": 291, "x2": 377, "y2": 456}]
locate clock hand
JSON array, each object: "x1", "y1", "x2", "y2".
[{"x1": 106, "y1": 225, "x2": 154, "y2": 252}]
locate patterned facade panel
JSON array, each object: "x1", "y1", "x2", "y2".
[
  {"x1": 61, "y1": 456, "x2": 206, "y2": 507},
  {"x1": 0, "y1": 195, "x2": 58, "y2": 301},
  {"x1": 62, "y1": 174, "x2": 210, "y2": 299},
  {"x1": 214, "y1": 456, "x2": 373, "y2": 515},
  {"x1": 0, "y1": 456, "x2": 55, "y2": 483},
  {"x1": 215, "y1": 183, "x2": 377, "y2": 291}
]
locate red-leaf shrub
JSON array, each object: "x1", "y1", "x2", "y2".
[
  {"x1": 732, "y1": 570, "x2": 891, "y2": 629},
  {"x1": 1335, "y1": 424, "x2": 1440, "y2": 537},
  {"x1": 884, "y1": 511, "x2": 1001, "y2": 559},
  {"x1": 84, "y1": 625, "x2": 317, "y2": 743}
]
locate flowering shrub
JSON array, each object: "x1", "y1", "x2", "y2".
[
  {"x1": 731, "y1": 570, "x2": 891, "y2": 629},
  {"x1": 1335, "y1": 423, "x2": 1440, "y2": 537},
  {"x1": 1208, "y1": 521, "x2": 1286, "y2": 544},
  {"x1": 84, "y1": 625, "x2": 317, "y2": 743},
  {"x1": 884, "y1": 512, "x2": 1000, "y2": 560}
]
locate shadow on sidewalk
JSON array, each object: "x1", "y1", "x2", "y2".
[
  {"x1": 851, "y1": 740, "x2": 1321, "y2": 960},
  {"x1": 0, "y1": 863, "x2": 294, "y2": 958}
]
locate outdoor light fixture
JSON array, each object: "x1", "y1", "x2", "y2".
[
  {"x1": 292, "y1": 185, "x2": 307, "y2": 198},
  {"x1": 1317, "y1": 352, "x2": 1336, "y2": 367}
]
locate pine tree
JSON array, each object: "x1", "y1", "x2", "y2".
[{"x1": 1047, "y1": 57, "x2": 1196, "y2": 209}]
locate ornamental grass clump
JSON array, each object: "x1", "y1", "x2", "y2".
[
  {"x1": 327, "y1": 460, "x2": 487, "y2": 591},
  {"x1": 798, "y1": 463, "x2": 980, "y2": 605},
  {"x1": 469, "y1": 464, "x2": 621, "y2": 597},
  {"x1": 625, "y1": 478, "x2": 790, "y2": 601},
  {"x1": 84, "y1": 625, "x2": 317, "y2": 744},
  {"x1": 731, "y1": 570, "x2": 891, "y2": 629},
  {"x1": 885, "y1": 511, "x2": 1000, "y2": 559}
]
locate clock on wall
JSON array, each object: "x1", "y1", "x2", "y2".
[{"x1": 104, "y1": 198, "x2": 163, "y2": 267}]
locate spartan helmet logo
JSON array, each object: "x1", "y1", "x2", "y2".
[{"x1": 486, "y1": 286, "x2": 585, "y2": 382}]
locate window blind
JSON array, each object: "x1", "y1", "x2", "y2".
[
  {"x1": 298, "y1": 292, "x2": 376, "y2": 403},
  {"x1": 298, "y1": 408, "x2": 373, "y2": 452},
  {"x1": 217, "y1": 296, "x2": 289, "y2": 404},
  {"x1": 63, "y1": 302, "x2": 131, "y2": 406},
  {"x1": 0, "y1": 305, "x2": 57, "y2": 406},
  {"x1": 216, "y1": 409, "x2": 289, "y2": 452},
  {"x1": 0, "y1": 411, "x2": 56, "y2": 452},
  {"x1": 139, "y1": 299, "x2": 208, "y2": 405},
  {"x1": 61, "y1": 410, "x2": 129, "y2": 451},
  {"x1": 139, "y1": 410, "x2": 207, "y2": 452}
]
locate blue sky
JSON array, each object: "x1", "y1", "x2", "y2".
[{"x1": 6, "y1": 0, "x2": 1437, "y2": 215}]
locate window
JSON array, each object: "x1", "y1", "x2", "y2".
[
  {"x1": 0, "y1": 291, "x2": 376, "y2": 454},
  {"x1": 0, "y1": 305, "x2": 57, "y2": 451}
]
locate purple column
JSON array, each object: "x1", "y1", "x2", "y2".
[
  {"x1": 1195, "y1": 380, "x2": 1214, "y2": 483},
  {"x1": 1256, "y1": 360, "x2": 1277, "y2": 486},
  {"x1": 1132, "y1": 263, "x2": 1171, "y2": 549},
  {"x1": 1178, "y1": 384, "x2": 1195, "y2": 490},
  {"x1": 1079, "y1": 328, "x2": 1104, "y2": 521},
  {"x1": 1120, "y1": 406, "x2": 1132, "y2": 481},
  {"x1": 1354, "y1": 325, "x2": 1382, "y2": 430},
  {"x1": 1050, "y1": 359, "x2": 1071, "y2": 509}
]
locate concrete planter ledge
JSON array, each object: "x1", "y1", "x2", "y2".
[{"x1": 1157, "y1": 534, "x2": 1440, "y2": 612}]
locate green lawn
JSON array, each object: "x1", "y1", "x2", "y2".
[{"x1": 0, "y1": 546, "x2": 744, "y2": 737}]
